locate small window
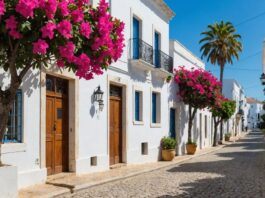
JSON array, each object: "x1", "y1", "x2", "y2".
[
  {"x1": 152, "y1": 92, "x2": 161, "y2": 124},
  {"x1": 134, "y1": 91, "x2": 143, "y2": 122},
  {"x1": 3, "y1": 90, "x2": 23, "y2": 143}
]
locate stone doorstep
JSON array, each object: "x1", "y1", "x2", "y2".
[{"x1": 19, "y1": 133, "x2": 249, "y2": 198}]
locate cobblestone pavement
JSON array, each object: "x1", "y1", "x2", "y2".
[{"x1": 62, "y1": 131, "x2": 265, "y2": 198}]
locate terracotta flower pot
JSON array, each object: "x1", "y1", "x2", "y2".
[
  {"x1": 225, "y1": 136, "x2": 230, "y2": 141},
  {"x1": 162, "y1": 149, "x2": 176, "y2": 161},
  {"x1": 186, "y1": 144, "x2": 197, "y2": 155}
]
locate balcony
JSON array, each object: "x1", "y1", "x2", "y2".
[{"x1": 129, "y1": 38, "x2": 173, "y2": 76}]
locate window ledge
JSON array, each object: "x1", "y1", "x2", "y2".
[
  {"x1": 150, "y1": 123, "x2": 161, "y2": 128},
  {"x1": 133, "y1": 121, "x2": 144, "y2": 125},
  {"x1": 0, "y1": 143, "x2": 27, "y2": 154}
]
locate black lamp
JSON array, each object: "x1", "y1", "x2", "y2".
[{"x1": 94, "y1": 86, "x2": 104, "y2": 111}]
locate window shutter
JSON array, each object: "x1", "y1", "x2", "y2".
[
  {"x1": 152, "y1": 93, "x2": 157, "y2": 123},
  {"x1": 135, "y1": 91, "x2": 140, "y2": 121}
]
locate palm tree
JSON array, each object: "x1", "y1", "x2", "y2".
[
  {"x1": 199, "y1": 21, "x2": 242, "y2": 87},
  {"x1": 200, "y1": 21, "x2": 242, "y2": 144}
]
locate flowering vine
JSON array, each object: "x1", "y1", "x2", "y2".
[{"x1": 0, "y1": 0, "x2": 125, "y2": 144}]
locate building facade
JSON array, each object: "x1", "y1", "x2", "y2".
[
  {"x1": 246, "y1": 98, "x2": 264, "y2": 129},
  {"x1": 0, "y1": 0, "x2": 176, "y2": 189}
]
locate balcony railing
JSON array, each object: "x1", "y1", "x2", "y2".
[
  {"x1": 154, "y1": 50, "x2": 173, "y2": 73},
  {"x1": 130, "y1": 38, "x2": 173, "y2": 73},
  {"x1": 131, "y1": 38, "x2": 153, "y2": 66}
]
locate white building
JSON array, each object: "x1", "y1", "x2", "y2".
[
  {"x1": 169, "y1": 40, "x2": 213, "y2": 156},
  {"x1": 0, "y1": 0, "x2": 176, "y2": 190},
  {"x1": 222, "y1": 79, "x2": 246, "y2": 136},
  {"x1": 246, "y1": 98, "x2": 264, "y2": 129}
]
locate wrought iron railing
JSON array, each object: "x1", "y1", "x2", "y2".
[
  {"x1": 154, "y1": 50, "x2": 173, "y2": 73},
  {"x1": 130, "y1": 38, "x2": 153, "y2": 65},
  {"x1": 130, "y1": 38, "x2": 173, "y2": 73}
]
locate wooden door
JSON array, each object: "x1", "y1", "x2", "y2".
[
  {"x1": 109, "y1": 85, "x2": 122, "y2": 165},
  {"x1": 46, "y1": 75, "x2": 69, "y2": 175}
]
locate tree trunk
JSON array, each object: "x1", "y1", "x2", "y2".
[
  {"x1": 220, "y1": 119, "x2": 224, "y2": 142},
  {"x1": 213, "y1": 116, "x2": 220, "y2": 147},
  {"x1": 219, "y1": 63, "x2": 225, "y2": 92},
  {"x1": 188, "y1": 105, "x2": 197, "y2": 143}
]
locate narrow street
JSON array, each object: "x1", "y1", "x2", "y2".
[{"x1": 62, "y1": 131, "x2": 265, "y2": 198}]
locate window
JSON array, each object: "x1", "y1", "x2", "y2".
[
  {"x1": 3, "y1": 90, "x2": 23, "y2": 143},
  {"x1": 152, "y1": 92, "x2": 160, "y2": 124},
  {"x1": 154, "y1": 31, "x2": 161, "y2": 67},
  {"x1": 133, "y1": 17, "x2": 140, "y2": 59},
  {"x1": 134, "y1": 91, "x2": 143, "y2": 122},
  {"x1": 169, "y1": 108, "x2": 176, "y2": 139}
]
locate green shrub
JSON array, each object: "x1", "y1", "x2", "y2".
[
  {"x1": 161, "y1": 137, "x2": 177, "y2": 150},
  {"x1": 225, "y1": 133, "x2": 231, "y2": 138}
]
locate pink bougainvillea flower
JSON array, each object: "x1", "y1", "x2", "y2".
[
  {"x1": 5, "y1": 15, "x2": 18, "y2": 30},
  {"x1": 0, "y1": 0, "x2": 5, "y2": 16},
  {"x1": 57, "y1": 59, "x2": 65, "y2": 68},
  {"x1": 58, "y1": 41, "x2": 75, "y2": 62},
  {"x1": 77, "y1": 0, "x2": 90, "y2": 7},
  {"x1": 43, "y1": 0, "x2": 57, "y2": 19},
  {"x1": 9, "y1": 30, "x2": 22, "y2": 39},
  {"x1": 71, "y1": 9, "x2": 84, "y2": 23},
  {"x1": 15, "y1": 0, "x2": 38, "y2": 18},
  {"x1": 58, "y1": 1, "x2": 69, "y2": 16},
  {"x1": 33, "y1": 39, "x2": 49, "y2": 54},
  {"x1": 41, "y1": 22, "x2": 56, "y2": 39},
  {"x1": 80, "y1": 22, "x2": 91, "y2": 39},
  {"x1": 57, "y1": 20, "x2": 72, "y2": 39}
]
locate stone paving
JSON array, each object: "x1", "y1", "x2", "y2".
[{"x1": 60, "y1": 131, "x2": 265, "y2": 198}]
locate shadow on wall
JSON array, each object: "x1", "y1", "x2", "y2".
[
  {"x1": 0, "y1": 69, "x2": 39, "y2": 98},
  {"x1": 157, "y1": 132, "x2": 265, "y2": 197}
]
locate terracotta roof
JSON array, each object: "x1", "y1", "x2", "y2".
[{"x1": 246, "y1": 97, "x2": 263, "y2": 104}]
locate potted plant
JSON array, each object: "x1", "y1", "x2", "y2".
[
  {"x1": 166, "y1": 75, "x2": 172, "y2": 83},
  {"x1": 161, "y1": 137, "x2": 176, "y2": 161},
  {"x1": 186, "y1": 140, "x2": 197, "y2": 155},
  {"x1": 225, "y1": 133, "x2": 232, "y2": 141}
]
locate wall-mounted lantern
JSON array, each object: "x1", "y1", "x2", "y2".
[
  {"x1": 94, "y1": 86, "x2": 104, "y2": 111},
  {"x1": 260, "y1": 73, "x2": 265, "y2": 85},
  {"x1": 263, "y1": 88, "x2": 265, "y2": 95}
]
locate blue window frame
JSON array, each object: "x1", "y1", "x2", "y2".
[
  {"x1": 135, "y1": 91, "x2": 140, "y2": 121},
  {"x1": 154, "y1": 32, "x2": 160, "y2": 67},
  {"x1": 152, "y1": 92, "x2": 157, "y2": 123},
  {"x1": 3, "y1": 90, "x2": 23, "y2": 143},
  {"x1": 169, "y1": 108, "x2": 176, "y2": 139},
  {"x1": 133, "y1": 17, "x2": 140, "y2": 59}
]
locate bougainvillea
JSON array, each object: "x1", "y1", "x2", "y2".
[
  {"x1": 0, "y1": 0, "x2": 125, "y2": 144},
  {"x1": 0, "y1": 0, "x2": 125, "y2": 80},
  {"x1": 174, "y1": 66, "x2": 222, "y2": 144}
]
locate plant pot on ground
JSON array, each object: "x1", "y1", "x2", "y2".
[
  {"x1": 161, "y1": 137, "x2": 176, "y2": 161},
  {"x1": 225, "y1": 133, "x2": 232, "y2": 141},
  {"x1": 186, "y1": 141, "x2": 197, "y2": 155}
]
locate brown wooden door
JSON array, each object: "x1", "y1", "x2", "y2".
[
  {"x1": 46, "y1": 75, "x2": 69, "y2": 175},
  {"x1": 109, "y1": 85, "x2": 122, "y2": 165}
]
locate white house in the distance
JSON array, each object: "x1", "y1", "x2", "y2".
[
  {"x1": 246, "y1": 97, "x2": 264, "y2": 129},
  {"x1": 222, "y1": 79, "x2": 246, "y2": 136}
]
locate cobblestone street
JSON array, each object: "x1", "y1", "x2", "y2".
[{"x1": 61, "y1": 131, "x2": 265, "y2": 198}]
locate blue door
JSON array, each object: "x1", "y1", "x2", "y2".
[
  {"x1": 169, "y1": 108, "x2": 176, "y2": 139},
  {"x1": 133, "y1": 18, "x2": 140, "y2": 59},
  {"x1": 154, "y1": 32, "x2": 160, "y2": 67}
]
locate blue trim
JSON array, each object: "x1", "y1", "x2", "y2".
[
  {"x1": 135, "y1": 91, "x2": 140, "y2": 121},
  {"x1": 3, "y1": 90, "x2": 23, "y2": 143},
  {"x1": 169, "y1": 108, "x2": 176, "y2": 139},
  {"x1": 133, "y1": 17, "x2": 140, "y2": 59},
  {"x1": 152, "y1": 93, "x2": 157, "y2": 123},
  {"x1": 154, "y1": 32, "x2": 160, "y2": 67}
]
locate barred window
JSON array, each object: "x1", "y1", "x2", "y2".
[{"x1": 3, "y1": 90, "x2": 23, "y2": 143}]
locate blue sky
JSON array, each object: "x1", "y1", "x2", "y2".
[{"x1": 164, "y1": 0, "x2": 265, "y2": 100}]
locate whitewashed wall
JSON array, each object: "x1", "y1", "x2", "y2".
[
  {"x1": 0, "y1": 69, "x2": 46, "y2": 189},
  {"x1": 169, "y1": 40, "x2": 213, "y2": 156}
]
